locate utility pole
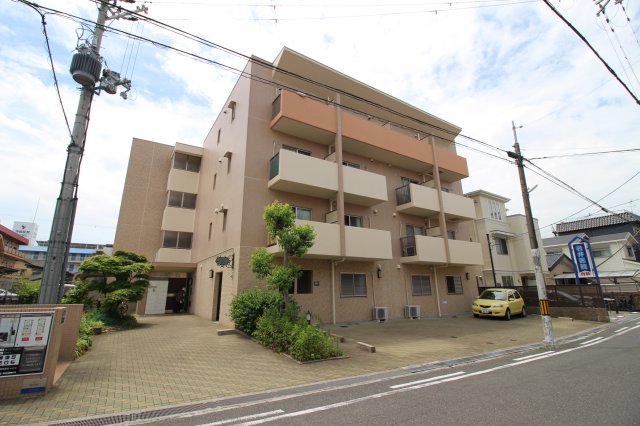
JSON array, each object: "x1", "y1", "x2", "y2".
[
  {"x1": 38, "y1": 0, "x2": 145, "y2": 304},
  {"x1": 507, "y1": 121, "x2": 556, "y2": 349},
  {"x1": 485, "y1": 234, "x2": 498, "y2": 286}
]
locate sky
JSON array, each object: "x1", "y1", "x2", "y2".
[{"x1": 1, "y1": 0, "x2": 639, "y2": 246}]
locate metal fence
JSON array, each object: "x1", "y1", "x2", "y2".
[{"x1": 478, "y1": 284, "x2": 606, "y2": 308}]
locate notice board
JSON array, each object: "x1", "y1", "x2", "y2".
[{"x1": 0, "y1": 312, "x2": 53, "y2": 377}]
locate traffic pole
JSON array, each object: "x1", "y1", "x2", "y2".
[{"x1": 508, "y1": 121, "x2": 556, "y2": 349}]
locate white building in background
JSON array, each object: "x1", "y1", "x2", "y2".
[
  {"x1": 12, "y1": 222, "x2": 38, "y2": 246},
  {"x1": 465, "y1": 190, "x2": 550, "y2": 288}
]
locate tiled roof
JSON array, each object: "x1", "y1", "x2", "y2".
[
  {"x1": 0, "y1": 224, "x2": 29, "y2": 245},
  {"x1": 542, "y1": 232, "x2": 634, "y2": 247},
  {"x1": 545, "y1": 252, "x2": 564, "y2": 269},
  {"x1": 555, "y1": 212, "x2": 640, "y2": 233}
]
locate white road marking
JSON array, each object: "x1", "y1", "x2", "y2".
[
  {"x1": 390, "y1": 371, "x2": 466, "y2": 389},
  {"x1": 580, "y1": 337, "x2": 604, "y2": 345},
  {"x1": 198, "y1": 410, "x2": 284, "y2": 426},
  {"x1": 615, "y1": 327, "x2": 629, "y2": 333},
  {"x1": 512, "y1": 351, "x2": 554, "y2": 361}
]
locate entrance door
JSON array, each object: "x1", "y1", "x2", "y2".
[
  {"x1": 213, "y1": 272, "x2": 223, "y2": 322},
  {"x1": 145, "y1": 279, "x2": 168, "y2": 314}
]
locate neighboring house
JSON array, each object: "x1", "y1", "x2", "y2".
[
  {"x1": 542, "y1": 232, "x2": 640, "y2": 289},
  {"x1": 19, "y1": 244, "x2": 108, "y2": 278},
  {"x1": 554, "y1": 212, "x2": 640, "y2": 261},
  {"x1": 0, "y1": 224, "x2": 29, "y2": 289},
  {"x1": 465, "y1": 190, "x2": 550, "y2": 288},
  {"x1": 114, "y1": 47, "x2": 484, "y2": 325}
]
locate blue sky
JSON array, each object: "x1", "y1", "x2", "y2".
[{"x1": 1, "y1": 0, "x2": 639, "y2": 245}]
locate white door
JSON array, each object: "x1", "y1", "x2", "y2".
[{"x1": 145, "y1": 279, "x2": 169, "y2": 314}]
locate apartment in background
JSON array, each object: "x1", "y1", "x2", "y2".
[
  {"x1": 114, "y1": 47, "x2": 484, "y2": 325},
  {"x1": 465, "y1": 190, "x2": 550, "y2": 288},
  {"x1": 0, "y1": 224, "x2": 29, "y2": 289},
  {"x1": 19, "y1": 242, "x2": 113, "y2": 277}
]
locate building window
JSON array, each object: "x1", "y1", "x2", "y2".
[
  {"x1": 228, "y1": 100, "x2": 236, "y2": 121},
  {"x1": 173, "y1": 153, "x2": 201, "y2": 172},
  {"x1": 162, "y1": 231, "x2": 193, "y2": 249},
  {"x1": 68, "y1": 264, "x2": 74, "y2": 272},
  {"x1": 217, "y1": 128, "x2": 221, "y2": 145},
  {"x1": 447, "y1": 229, "x2": 456, "y2": 240},
  {"x1": 401, "y1": 176, "x2": 419, "y2": 186},
  {"x1": 441, "y1": 187, "x2": 450, "y2": 193},
  {"x1": 489, "y1": 199, "x2": 502, "y2": 220},
  {"x1": 289, "y1": 270, "x2": 313, "y2": 294},
  {"x1": 344, "y1": 214, "x2": 363, "y2": 227},
  {"x1": 592, "y1": 248, "x2": 611, "y2": 258},
  {"x1": 342, "y1": 160, "x2": 360, "y2": 169},
  {"x1": 406, "y1": 224, "x2": 425, "y2": 236},
  {"x1": 167, "y1": 191, "x2": 197, "y2": 209},
  {"x1": 495, "y1": 237, "x2": 508, "y2": 255},
  {"x1": 283, "y1": 145, "x2": 311, "y2": 156},
  {"x1": 213, "y1": 173, "x2": 217, "y2": 190},
  {"x1": 208, "y1": 222, "x2": 212, "y2": 241},
  {"x1": 70, "y1": 254, "x2": 77, "y2": 261},
  {"x1": 293, "y1": 206, "x2": 312, "y2": 221},
  {"x1": 501, "y1": 275, "x2": 514, "y2": 287},
  {"x1": 340, "y1": 273, "x2": 367, "y2": 297},
  {"x1": 446, "y1": 276, "x2": 463, "y2": 294},
  {"x1": 412, "y1": 275, "x2": 432, "y2": 296},
  {"x1": 627, "y1": 245, "x2": 634, "y2": 257}
]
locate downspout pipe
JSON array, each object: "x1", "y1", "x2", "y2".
[{"x1": 331, "y1": 257, "x2": 345, "y2": 324}]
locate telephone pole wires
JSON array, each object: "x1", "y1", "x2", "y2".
[
  {"x1": 507, "y1": 121, "x2": 556, "y2": 349},
  {"x1": 38, "y1": 0, "x2": 145, "y2": 304}
]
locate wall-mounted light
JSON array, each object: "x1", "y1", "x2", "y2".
[
  {"x1": 223, "y1": 151, "x2": 232, "y2": 160},
  {"x1": 376, "y1": 264, "x2": 383, "y2": 278},
  {"x1": 465, "y1": 272, "x2": 470, "y2": 280}
]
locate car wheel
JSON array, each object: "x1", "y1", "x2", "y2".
[
  {"x1": 473, "y1": 313, "x2": 479, "y2": 318},
  {"x1": 505, "y1": 309, "x2": 511, "y2": 321},
  {"x1": 521, "y1": 306, "x2": 527, "y2": 318}
]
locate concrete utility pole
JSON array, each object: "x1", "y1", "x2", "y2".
[
  {"x1": 38, "y1": 0, "x2": 144, "y2": 304},
  {"x1": 507, "y1": 121, "x2": 556, "y2": 349}
]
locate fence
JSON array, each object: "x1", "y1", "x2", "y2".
[{"x1": 478, "y1": 284, "x2": 606, "y2": 309}]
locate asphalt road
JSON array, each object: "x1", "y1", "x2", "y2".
[{"x1": 137, "y1": 318, "x2": 640, "y2": 426}]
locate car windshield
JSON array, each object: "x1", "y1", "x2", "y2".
[{"x1": 479, "y1": 290, "x2": 507, "y2": 301}]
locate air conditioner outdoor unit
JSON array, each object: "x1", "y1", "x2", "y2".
[
  {"x1": 405, "y1": 305, "x2": 421, "y2": 319},
  {"x1": 373, "y1": 307, "x2": 389, "y2": 322}
]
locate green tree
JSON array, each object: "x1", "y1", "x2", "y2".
[
  {"x1": 11, "y1": 278, "x2": 40, "y2": 304},
  {"x1": 77, "y1": 250, "x2": 153, "y2": 320},
  {"x1": 250, "y1": 201, "x2": 315, "y2": 305}
]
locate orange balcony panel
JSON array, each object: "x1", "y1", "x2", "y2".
[{"x1": 270, "y1": 90, "x2": 336, "y2": 145}]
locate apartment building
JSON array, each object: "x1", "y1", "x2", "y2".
[
  {"x1": 114, "y1": 47, "x2": 484, "y2": 325},
  {"x1": 466, "y1": 190, "x2": 550, "y2": 288},
  {"x1": 0, "y1": 224, "x2": 29, "y2": 288},
  {"x1": 19, "y1": 243, "x2": 112, "y2": 275}
]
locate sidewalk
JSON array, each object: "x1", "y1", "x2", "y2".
[{"x1": 0, "y1": 313, "x2": 628, "y2": 425}]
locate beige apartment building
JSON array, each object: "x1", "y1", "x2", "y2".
[{"x1": 114, "y1": 47, "x2": 484, "y2": 326}]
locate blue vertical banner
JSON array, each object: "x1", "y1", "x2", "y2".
[{"x1": 568, "y1": 236, "x2": 600, "y2": 284}]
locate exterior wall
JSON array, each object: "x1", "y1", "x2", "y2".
[
  {"x1": 113, "y1": 138, "x2": 174, "y2": 260},
  {"x1": 115, "y1": 49, "x2": 483, "y2": 326}
]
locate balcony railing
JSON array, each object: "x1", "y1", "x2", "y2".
[
  {"x1": 396, "y1": 185, "x2": 411, "y2": 205},
  {"x1": 269, "y1": 152, "x2": 280, "y2": 180},
  {"x1": 271, "y1": 94, "x2": 281, "y2": 119}
]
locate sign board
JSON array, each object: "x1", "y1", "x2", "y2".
[
  {"x1": 0, "y1": 313, "x2": 53, "y2": 377},
  {"x1": 568, "y1": 236, "x2": 600, "y2": 284}
]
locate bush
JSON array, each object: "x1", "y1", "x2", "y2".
[
  {"x1": 90, "y1": 310, "x2": 138, "y2": 329},
  {"x1": 252, "y1": 307, "x2": 300, "y2": 352},
  {"x1": 230, "y1": 288, "x2": 283, "y2": 335},
  {"x1": 61, "y1": 279, "x2": 94, "y2": 309},
  {"x1": 75, "y1": 313, "x2": 105, "y2": 358},
  {"x1": 12, "y1": 279, "x2": 40, "y2": 304},
  {"x1": 289, "y1": 324, "x2": 344, "y2": 362}
]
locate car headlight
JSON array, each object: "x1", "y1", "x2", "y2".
[{"x1": 493, "y1": 304, "x2": 503, "y2": 308}]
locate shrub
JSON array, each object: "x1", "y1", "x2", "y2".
[
  {"x1": 289, "y1": 324, "x2": 344, "y2": 362},
  {"x1": 61, "y1": 279, "x2": 94, "y2": 309},
  {"x1": 252, "y1": 307, "x2": 300, "y2": 353},
  {"x1": 90, "y1": 310, "x2": 138, "y2": 329},
  {"x1": 230, "y1": 288, "x2": 283, "y2": 335},
  {"x1": 12, "y1": 279, "x2": 40, "y2": 304},
  {"x1": 75, "y1": 313, "x2": 104, "y2": 358}
]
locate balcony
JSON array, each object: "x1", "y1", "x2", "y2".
[
  {"x1": 167, "y1": 168, "x2": 199, "y2": 194},
  {"x1": 161, "y1": 207, "x2": 195, "y2": 233},
  {"x1": 268, "y1": 149, "x2": 338, "y2": 199},
  {"x1": 267, "y1": 220, "x2": 392, "y2": 261},
  {"x1": 448, "y1": 240, "x2": 483, "y2": 266},
  {"x1": 400, "y1": 235, "x2": 447, "y2": 264},
  {"x1": 269, "y1": 149, "x2": 388, "y2": 206},
  {"x1": 270, "y1": 90, "x2": 469, "y2": 182},
  {"x1": 395, "y1": 183, "x2": 475, "y2": 221},
  {"x1": 399, "y1": 236, "x2": 483, "y2": 266}
]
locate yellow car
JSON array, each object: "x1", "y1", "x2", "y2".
[{"x1": 472, "y1": 288, "x2": 526, "y2": 320}]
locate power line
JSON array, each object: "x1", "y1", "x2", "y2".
[
  {"x1": 541, "y1": 0, "x2": 640, "y2": 106},
  {"x1": 528, "y1": 148, "x2": 640, "y2": 159}
]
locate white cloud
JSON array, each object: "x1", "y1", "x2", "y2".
[{"x1": 0, "y1": 0, "x2": 638, "y2": 246}]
